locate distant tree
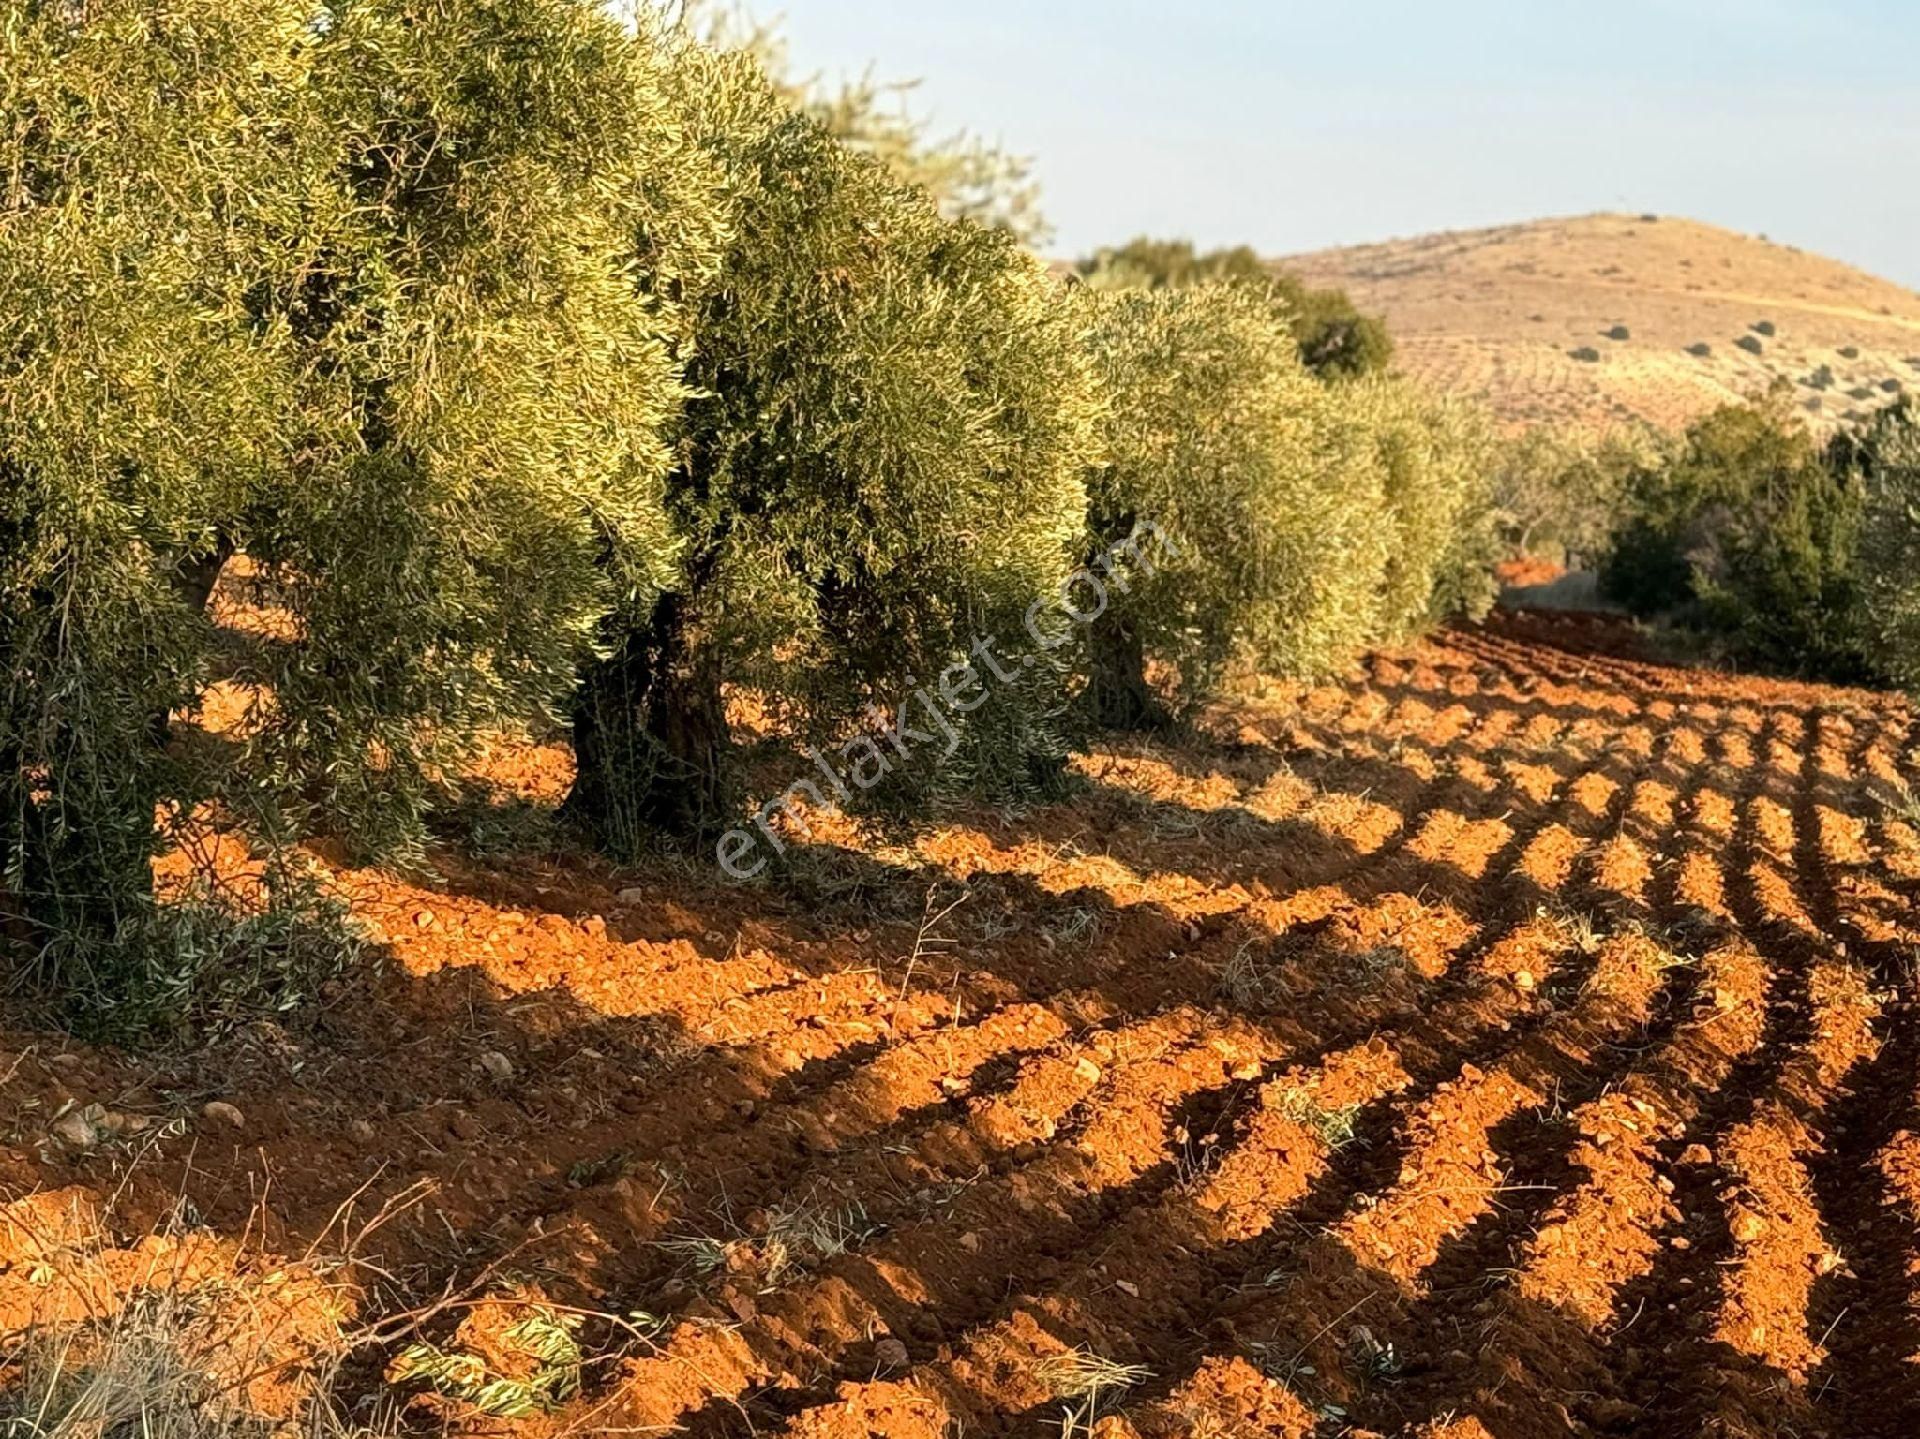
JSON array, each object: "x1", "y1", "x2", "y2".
[
  {"x1": 1843, "y1": 402, "x2": 1920, "y2": 689},
  {"x1": 1075, "y1": 238, "x2": 1394, "y2": 379},
  {"x1": 1493, "y1": 424, "x2": 1663, "y2": 569},
  {"x1": 1603, "y1": 389, "x2": 1869, "y2": 679},
  {"x1": 566, "y1": 51, "x2": 1099, "y2": 853}
]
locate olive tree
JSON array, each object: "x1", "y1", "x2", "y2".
[
  {"x1": 567, "y1": 50, "x2": 1100, "y2": 854},
  {"x1": 1075, "y1": 238, "x2": 1394, "y2": 380},
  {"x1": 0, "y1": 0, "x2": 699, "y2": 1019},
  {"x1": 245, "y1": 0, "x2": 696, "y2": 865},
  {"x1": 1848, "y1": 403, "x2": 1920, "y2": 690},
  {"x1": 1350, "y1": 376, "x2": 1502, "y2": 641},
  {"x1": 1074, "y1": 284, "x2": 1334, "y2": 726},
  {"x1": 0, "y1": 0, "x2": 323, "y2": 967}
]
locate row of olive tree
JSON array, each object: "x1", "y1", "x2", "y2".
[{"x1": 1, "y1": 0, "x2": 1499, "y2": 1027}]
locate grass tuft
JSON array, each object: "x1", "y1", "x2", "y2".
[{"x1": 1031, "y1": 1348, "x2": 1150, "y2": 1436}]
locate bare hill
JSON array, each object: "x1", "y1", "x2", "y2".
[{"x1": 1284, "y1": 213, "x2": 1920, "y2": 434}]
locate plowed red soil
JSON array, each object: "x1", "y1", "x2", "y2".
[{"x1": 3, "y1": 611, "x2": 1917, "y2": 1438}]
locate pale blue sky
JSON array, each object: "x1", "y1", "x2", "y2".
[{"x1": 764, "y1": 1, "x2": 1920, "y2": 287}]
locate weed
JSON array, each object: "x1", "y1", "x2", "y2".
[
  {"x1": 1032, "y1": 1348, "x2": 1150, "y2": 1436},
  {"x1": 656, "y1": 1195, "x2": 880, "y2": 1287},
  {"x1": 652, "y1": 1235, "x2": 731, "y2": 1275},
  {"x1": 0, "y1": 1192, "x2": 414, "y2": 1439},
  {"x1": 1276, "y1": 1085, "x2": 1363, "y2": 1149},
  {"x1": 1219, "y1": 939, "x2": 1273, "y2": 1007},
  {"x1": 566, "y1": 1148, "x2": 635, "y2": 1189},
  {"x1": 1877, "y1": 780, "x2": 1920, "y2": 833},
  {"x1": 761, "y1": 1198, "x2": 881, "y2": 1282},
  {"x1": 393, "y1": 1308, "x2": 583, "y2": 1418},
  {"x1": 1544, "y1": 904, "x2": 1606, "y2": 957}
]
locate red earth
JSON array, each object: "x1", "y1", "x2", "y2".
[{"x1": 2, "y1": 610, "x2": 1916, "y2": 1438}]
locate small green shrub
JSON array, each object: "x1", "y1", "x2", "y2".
[
  {"x1": 1735, "y1": 335, "x2": 1765, "y2": 356},
  {"x1": 1687, "y1": 342, "x2": 1713, "y2": 358},
  {"x1": 1605, "y1": 325, "x2": 1631, "y2": 341},
  {"x1": 1752, "y1": 320, "x2": 1777, "y2": 337},
  {"x1": 44, "y1": 874, "x2": 365, "y2": 1047},
  {"x1": 1569, "y1": 346, "x2": 1602, "y2": 363}
]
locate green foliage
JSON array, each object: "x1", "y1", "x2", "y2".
[
  {"x1": 569, "y1": 50, "x2": 1099, "y2": 848},
  {"x1": 1075, "y1": 238, "x2": 1394, "y2": 379},
  {"x1": 1074, "y1": 285, "x2": 1330, "y2": 722},
  {"x1": 0, "y1": 0, "x2": 324, "y2": 961},
  {"x1": 247, "y1": 0, "x2": 691, "y2": 866},
  {"x1": 394, "y1": 1308, "x2": 584, "y2": 1418},
  {"x1": 1494, "y1": 424, "x2": 1662, "y2": 567},
  {"x1": 1602, "y1": 392, "x2": 1871, "y2": 678},
  {"x1": 1351, "y1": 377, "x2": 1502, "y2": 639},
  {"x1": 1848, "y1": 403, "x2": 1920, "y2": 690},
  {"x1": 686, "y1": 2, "x2": 1047, "y2": 245},
  {"x1": 49, "y1": 873, "x2": 365, "y2": 1047},
  {"x1": 0, "y1": 0, "x2": 695, "y2": 1017}
]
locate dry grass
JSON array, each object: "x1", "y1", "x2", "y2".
[{"x1": 0, "y1": 1193, "x2": 408, "y2": 1439}]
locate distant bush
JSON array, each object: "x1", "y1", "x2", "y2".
[
  {"x1": 1839, "y1": 345, "x2": 1860, "y2": 360},
  {"x1": 1569, "y1": 346, "x2": 1602, "y2": 363},
  {"x1": 1602, "y1": 392, "x2": 1870, "y2": 678},
  {"x1": 1687, "y1": 342, "x2": 1713, "y2": 358},
  {"x1": 1851, "y1": 403, "x2": 1920, "y2": 689},
  {"x1": 1807, "y1": 364, "x2": 1835, "y2": 390},
  {"x1": 1883, "y1": 378, "x2": 1904, "y2": 394},
  {"x1": 1074, "y1": 238, "x2": 1394, "y2": 379},
  {"x1": 1605, "y1": 325, "x2": 1631, "y2": 341},
  {"x1": 1736, "y1": 335, "x2": 1765, "y2": 355},
  {"x1": 1752, "y1": 320, "x2": 1777, "y2": 337}
]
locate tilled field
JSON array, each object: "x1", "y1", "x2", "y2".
[{"x1": 3, "y1": 611, "x2": 1918, "y2": 1438}]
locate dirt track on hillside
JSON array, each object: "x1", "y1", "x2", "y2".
[{"x1": 2, "y1": 611, "x2": 1917, "y2": 1438}]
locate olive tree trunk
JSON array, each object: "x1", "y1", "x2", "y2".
[{"x1": 566, "y1": 588, "x2": 732, "y2": 852}]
